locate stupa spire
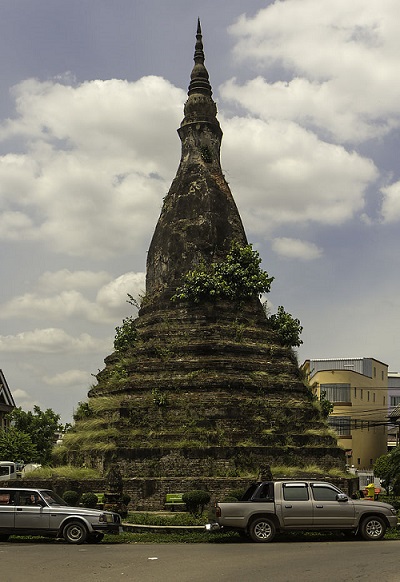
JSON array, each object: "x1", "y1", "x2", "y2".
[
  {"x1": 181, "y1": 19, "x2": 220, "y2": 131},
  {"x1": 188, "y1": 19, "x2": 212, "y2": 97},
  {"x1": 145, "y1": 20, "x2": 246, "y2": 300}
]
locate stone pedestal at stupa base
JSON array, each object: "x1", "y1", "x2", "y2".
[{"x1": 65, "y1": 299, "x2": 345, "y2": 478}]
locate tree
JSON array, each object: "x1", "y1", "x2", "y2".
[
  {"x1": 171, "y1": 243, "x2": 274, "y2": 303},
  {"x1": 269, "y1": 305, "x2": 303, "y2": 348},
  {"x1": 0, "y1": 427, "x2": 37, "y2": 461},
  {"x1": 182, "y1": 490, "x2": 211, "y2": 516},
  {"x1": 319, "y1": 391, "x2": 334, "y2": 419},
  {"x1": 73, "y1": 401, "x2": 92, "y2": 421},
  {"x1": 170, "y1": 243, "x2": 303, "y2": 349},
  {"x1": 7, "y1": 406, "x2": 63, "y2": 464},
  {"x1": 114, "y1": 315, "x2": 137, "y2": 353},
  {"x1": 374, "y1": 447, "x2": 400, "y2": 492}
]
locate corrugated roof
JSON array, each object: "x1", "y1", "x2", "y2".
[
  {"x1": 389, "y1": 404, "x2": 400, "y2": 420},
  {"x1": 0, "y1": 369, "x2": 16, "y2": 408}
]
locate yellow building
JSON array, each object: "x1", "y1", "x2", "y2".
[{"x1": 302, "y1": 358, "x2": 388, "y2": 470}]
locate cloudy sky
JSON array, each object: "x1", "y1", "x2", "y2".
[{"x1": 1, "y1": 0, "x2": 400, "y2": 424}]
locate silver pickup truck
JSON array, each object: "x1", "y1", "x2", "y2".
[{"x1": 206, "y1": 480, "x2": 398, "y2": 542}]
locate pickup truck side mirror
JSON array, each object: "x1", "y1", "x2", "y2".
[{"x1": 336, "y1": 493, "x2": 348, "y2": 502}]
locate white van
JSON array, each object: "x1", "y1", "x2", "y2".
[{"x1": 0, "y1": 461, "x2": 19, "y2": 481}]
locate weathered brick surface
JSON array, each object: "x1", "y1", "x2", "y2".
[{"x1": 11, "y1": 475, "x2": 358, "y2": 511}]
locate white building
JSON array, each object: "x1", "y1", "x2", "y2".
[{"x1": 388, "y1": 372, "x2": 400, "y2": 449}]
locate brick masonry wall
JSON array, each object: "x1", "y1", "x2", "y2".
[{"x1": 8, "y1": 475, "x2": 359, "y2": 511}]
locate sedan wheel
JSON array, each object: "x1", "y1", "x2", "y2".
[{"x1": 63, "y1": 521, "x2": 88, "y2": 544}]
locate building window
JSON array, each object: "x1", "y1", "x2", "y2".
[
  {"x1": 367, "y1": 391, "x2": 370, "y2": 402},
  {"x1": 373, "y1": 393, "x2": 376, "y2": 403},
  {"x1": 374, "y1": 367, "x2": 376, "y2": 377},
  {"x1": 354, "y1": 387, "x2": 357, "y2": 398},
  {"x1": 328, "y1": 416, "x2": 351, "y2": 436},
  {"x1": 360, "y1": 389, "x2": 363, "y2": 399},
  {"x1": 320, "y1": 383, "x2": 351, "y2": 403},
  {"x1": 390, "y1": 396, "x2": 400, "y2": 407}
]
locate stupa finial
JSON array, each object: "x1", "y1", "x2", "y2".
[{"x1": 188, "y1": 18, "x2": 212, "y2": 97}]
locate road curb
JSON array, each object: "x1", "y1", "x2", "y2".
[{"x1": 122, "y1": 523, "x2": 205, "y2": 533}]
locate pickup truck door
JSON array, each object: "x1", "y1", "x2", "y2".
[
  {"x1": 279, "y1": 483, "x2": 313, "y2": 526},
  {"x1": 310, "y1": 484, "x2": 355, "y2": 527}
]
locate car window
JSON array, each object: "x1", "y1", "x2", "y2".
[
  {"x1": 0, "y1": 490, "x2": 15, "y2": 505},
  {"x1": 18, "y1": 492, "x2": 42, "y2": 506},
  {"x1": 283, "y1": 483, "x2": 309, "y2": 501},
  {"x1": 39, "y1": 490, "x2": 68, "y2": 506},
  {"x1": 311, "y1": 485, "x2": 341, "y2": 501},
  {"x1": 253, "y1": 483, "x2": 274, "y2": 501},
  {"x1": 242, "y1": 484, "x2": 259, "y2": 501}
]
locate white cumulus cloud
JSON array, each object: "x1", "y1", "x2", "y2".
[
  {"x1": 380, "y1": 181, "x2": 400, "y2": 223},
  {"x1": 36, "y1": 270, "x2": 111, "y2": 293},
  {"x1": 0, "y1": 270, "x2": 144, "y2": 324},
  {"x1": 0, "y1": 77, "x2": 185, "y2": 258},
  {"x1": 11, "y1": 388, "x2": 39, "y2": 411},
  {"x1": 0, "y1": 328, "x2": 107, "y2": 354},
  {"x1": 43, "y1": 369, "x2": 92, "y2": 387},
  {"x1": 228, "y1": 0, "x2": 400, "y2": 143},
  {"x1": 272, "y1": 237, "x2": 323, "y2": 260},
  {"x1": 96, "y1": 272, "x2": 145, "y2": 314},
  {"x1": 221, "y1": 116, "x2": 377, "y2": 234}
]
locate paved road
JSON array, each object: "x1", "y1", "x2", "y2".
[{"x1": 1, "y1": 539, "x2": 399, "y2": 582}]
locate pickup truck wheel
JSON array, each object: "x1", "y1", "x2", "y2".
[
  {"x1": 63, "y1": 521, "x2": 88, "y2": 544},
  {"x1": 249, "y1": 518, "x2": 276, "y2": 543},
  {"x1": 360, "y1": 516, "x2": 386, "y2": 540}
]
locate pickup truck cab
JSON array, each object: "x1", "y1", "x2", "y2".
[{"x1": 207, "y1": 480, "x2": 398, "y2": 542}]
